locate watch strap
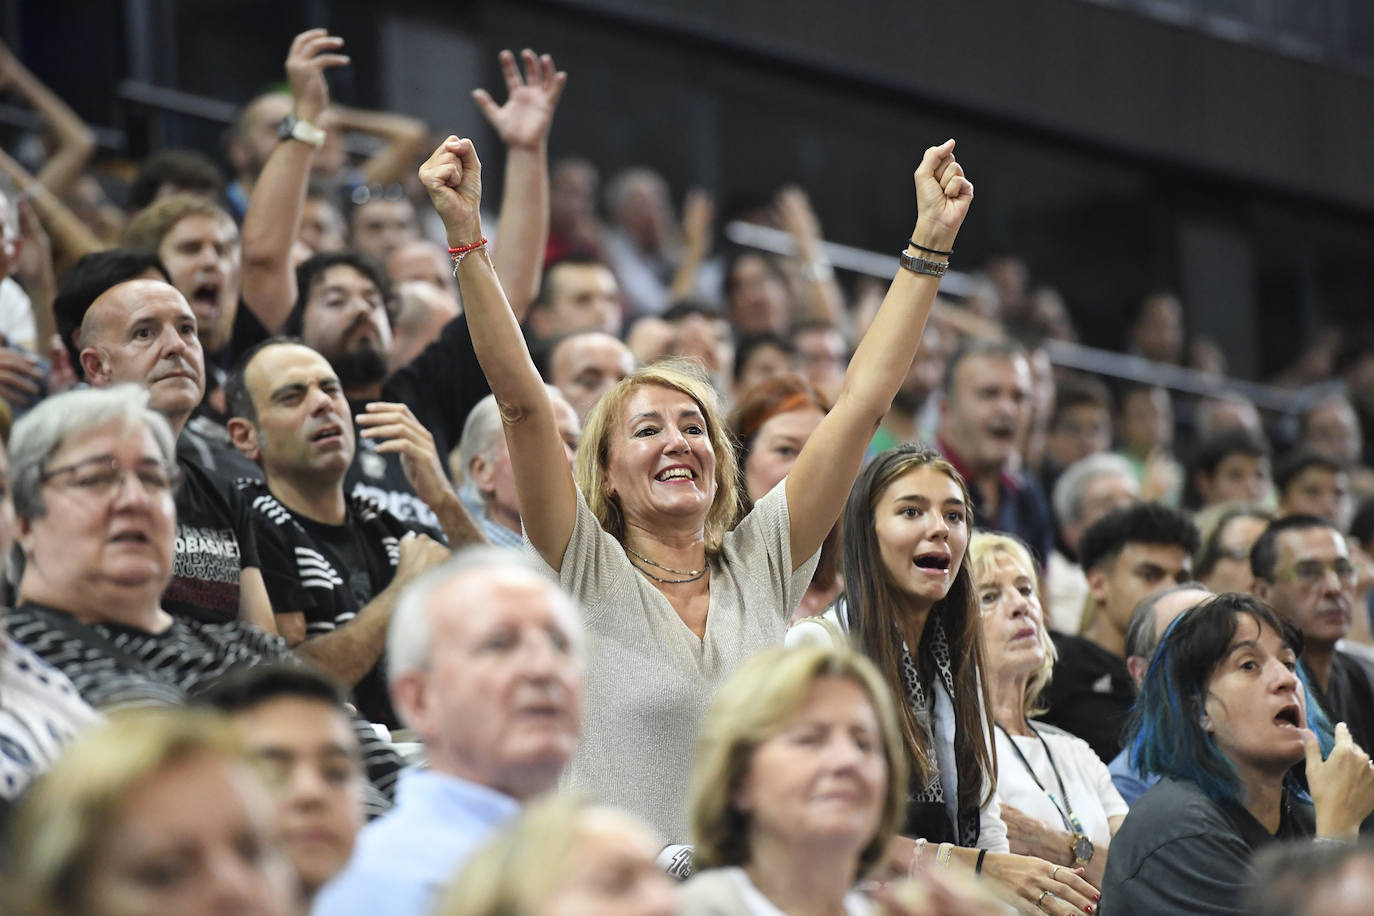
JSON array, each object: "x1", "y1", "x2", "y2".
[{"x1": 278, "y1": 114, "x2": 326, "y2": 149}]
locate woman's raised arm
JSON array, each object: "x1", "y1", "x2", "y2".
[
  {"x1": 784, "y1": 140, "x2": 973, "y2": 570},
  {"x1": 419, "y1": 137, "x2": 578, "y2": 569}
]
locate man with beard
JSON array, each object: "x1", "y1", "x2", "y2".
[
  {"x1": 1251, "y1": 515, "x2": 1374, "y2": 759},
  {"x1": 279, "y1": 252, "x2": 475, "y2": 537},
  {"x1": 937, "y1": 336, "x2": 1054, "y2": 563},
  {"x1": 241, "y1": 40, "x2": 568, "y2": 536}
]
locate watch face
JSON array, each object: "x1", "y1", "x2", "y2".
[{"x1": 1072, "y1": 833, "x2": 1094, "y2": 864}]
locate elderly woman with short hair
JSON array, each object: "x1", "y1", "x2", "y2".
[
  {"x1": 3, "y1": 384, "x2": 401, "y2": 803},
  {"x1": 971, "y1": 531, "x2": 1126, "y2": 892}
]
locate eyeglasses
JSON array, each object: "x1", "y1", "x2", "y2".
[
  {"x1": 1276, "y1": 557, "x2": 1357, "y2": 588},
  {"x1": 40, "y1": 456, "x2": 183, "y2": 498}
]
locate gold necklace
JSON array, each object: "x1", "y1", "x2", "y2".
[{"x1": 623, "y1": 543, "x2": 705, "y2": 577}]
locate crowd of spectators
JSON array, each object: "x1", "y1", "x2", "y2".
[{"x1": 2, "y1": 25, "x2": 1374, "y2": 916}]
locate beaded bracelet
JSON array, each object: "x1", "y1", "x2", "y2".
[
  {"x1": 907, "y1": 238, "x2": 952, "y2": 257},
  {"x1": 449, "y1": 237, "x2": 489, "y2": 275}
]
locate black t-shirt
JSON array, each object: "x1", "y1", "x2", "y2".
[
  {"x1": 218, "y1": 297, "x2": 271, "y2": 372},
  {"x1": 241, "y1": 481, "x2": 409, "y2": 726},
  {"x1": 345, "y1": 314, "x2": 491, "y2": 540},
  {"x1": 1040, "y1": 632, "x2": 1135, "y2": 762},
  {"x1": 1318, "y1": 650, "x2": 1374, "y2": 754},
  {"x1": 1310, "y1": 650, "x2": 1374, "y2": 834},
  {"x1": 181, "y1": 417, "x2": 264, "y2": 488},
  {"x1": 167, "y1": 436, "x2": 262, "y2": 624},
  {"x1": 1100, "y1": 777, "x2": 1313, "y2": 916}
]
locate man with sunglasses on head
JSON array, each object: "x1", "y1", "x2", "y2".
[{"x1": 1251, "y1": 514, "x2": 1374, "y2": 764}]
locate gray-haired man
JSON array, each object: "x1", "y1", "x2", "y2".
[{"x1": 313, "y1": 548, "x2": 584, "y2": 916}]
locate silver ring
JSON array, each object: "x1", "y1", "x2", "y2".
[{"x1": 1051, "y1": 865, "x2": 1063, "y2": 882}]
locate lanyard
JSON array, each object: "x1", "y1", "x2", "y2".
[{"x1": 995, "y1": 722, "x2": 1085, "y2": 837}]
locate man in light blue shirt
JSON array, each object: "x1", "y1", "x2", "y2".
[
  {"x1": 312, "y1": 547, "x2": 585, "y2": 915},
  {"x1": 1109, "y1": 584, "x2": 1211, "y2": 805}
]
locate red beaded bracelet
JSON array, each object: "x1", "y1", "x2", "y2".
[{"x1": 448, "y1": 238, "x2": 488, "y2": 256}]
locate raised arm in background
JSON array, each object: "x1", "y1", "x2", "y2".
[
  {"x1": 776, "y1": 185, "x2": 847, "y2": 328},
  {"x1": 419, "y1": 137, "x2": 578, "y2": 570},
  {"x1": 239, "y1": 29, "x2": 349, "y2": 332},
  {"x1": 327, "y1": 105, "x2": 428, "y2": 188},
  {"x1": 668, "y1": 189, "x2": 713, "y2": 303},
  {"x1": 13, "y1": 196, "x2": 56, "y2": 348},
  {"x1": 0, "y1": 39, "x2": 96, "y2": 196},
  {"x1": 783, "y1": 140, "x2": 972, "y2": 571},
  {"x1": 0, "y1": 147, "x2": 101, "y2": 267},
  {"x1": 472, "y1": 49, "x2": 566, "y2": 319}
]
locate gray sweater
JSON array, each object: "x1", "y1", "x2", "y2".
[{"x1": 532, "y1": 482, "x2": 818, "y2": 843}]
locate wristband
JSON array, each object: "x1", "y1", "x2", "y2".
[
  {"x1": 899, "y1": 250, "x2": 948, "y2": 278},
  {"x1": 908, "y1": 238, "x2": 952, "y2": 257},
  {"x1": 975, "y1": 848, "x2": 988, "y2": 874}
]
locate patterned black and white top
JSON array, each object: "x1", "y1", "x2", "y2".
[
  {"x1": 0, "y1": 632, "x2": 101, "y2": 800},
  {"x1": 5, "y1": 603, "x2": 401, "y2": 806},
  {"x1": 238, "y1": 482, "x2": 408, "y2": 726}
]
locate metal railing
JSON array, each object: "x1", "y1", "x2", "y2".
[{"x1": 724, "y1": 220, "x2": 1334, "y2": 415}]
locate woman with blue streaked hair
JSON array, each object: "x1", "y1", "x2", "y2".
[{"x1": 1100, "y1": 593, "x2": 1374, "y2": 915}]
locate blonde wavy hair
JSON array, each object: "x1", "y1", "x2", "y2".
[
  {"x1": 968, "y1": 531, "x2": 1058, "y2": 718},
  {"x1": 6, "y1": 708, "x2": 251, "y2": 916},
  {"x1": 574, "y1": 359, "x2": 740, "y2": 554},
  {"x1": 437, "y1": 795, "x2": 664, "y2": 916},
  {"x1": 689, "y1": 644, "x2": 908, "y2": 878}
]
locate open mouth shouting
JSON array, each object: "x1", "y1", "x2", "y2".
[
  {"x1": 984, "y1": 418, "x2": 1018, "y2": 447},
  {"x1": 190, "y1": 279, "x2": 223, "y2": 322},
  {"x1": 913, "y1": 551, "x2": 952, "y2": 577},
  {"x1": 1273, "y1": 701, "x2": 1303, "y2": 731}
]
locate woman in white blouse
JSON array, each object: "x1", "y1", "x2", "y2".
[{"x1": 971, "y1": 531, "x2": 1127, "y2": 892}]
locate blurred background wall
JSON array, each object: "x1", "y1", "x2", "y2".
[{"x1": 6, "y1": 0, "x2": 1372, "y2": 380}]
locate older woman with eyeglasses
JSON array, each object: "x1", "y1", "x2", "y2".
[{"x1": 3, "y1": 384, "x2": 403, "y2": 805}]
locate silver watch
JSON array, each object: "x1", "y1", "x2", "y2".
[{"x1": 277, "y1": 114, "x2": 326, "y2": 149}]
